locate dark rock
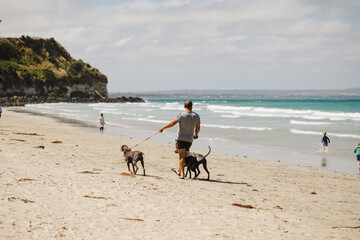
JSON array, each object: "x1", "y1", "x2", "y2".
[{"x1": 0, "y1": 95, "x2": 144, "y2": 107}]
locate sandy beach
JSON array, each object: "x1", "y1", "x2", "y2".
[{"x1": 1, "y1": 108, "x2": 359, "y2": 240}]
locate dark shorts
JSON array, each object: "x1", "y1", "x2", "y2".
[
  {"x1": 176, "y1": 140, "x2": 192, "y2": 151},
  {"x1": 357, "y1": 155, "x2": 360, "y2": 161},
  {"x1": 100, "y1": 127, "x2": 104, "y2": 130}
]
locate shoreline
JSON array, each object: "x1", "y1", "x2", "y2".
[
  {"x1": 1, "y1": 109, "x2": 360, "y2": 239},
  {"x1": 7, "y1": 105, "x2": 358, "y2": 175}
]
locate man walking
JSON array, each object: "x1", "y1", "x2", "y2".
[{"x1": 159, "y1": 100, "x2": 201, "y2": 179}]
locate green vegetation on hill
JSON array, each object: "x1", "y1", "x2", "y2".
[{"x1": 0, "y1": 36, "x2": 108, "y2": 97}]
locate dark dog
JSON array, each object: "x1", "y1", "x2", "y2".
[
  {"x1": 185, "y1": 146, "x2": 211, "y2": 180},
  {"x1": 120, "y1": 145, "x2": 145, "y2": 176}
]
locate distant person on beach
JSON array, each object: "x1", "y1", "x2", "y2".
[
  {"x1": 98, "y1": 113, "x2": 105, "y2": 133},
  {"x1": 0, "y1": 106, "x2": 2, "y2": 118},
  {"x1": 354, "y1": 142, "x2": 360, "y2": 174},
  {"x1": 321, "y1": 131, "x2": 330, "y2": 151},
  {"x1": 159, "y1": 100, "x2": 201, "y2": 179}
]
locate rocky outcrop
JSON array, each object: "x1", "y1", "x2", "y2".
[
  {"x1": 0, "y1": 95, "x2": 144, "y2": 107},
  {"x1": 0, "y1": 36, "x2": 108, "y2": 98}
]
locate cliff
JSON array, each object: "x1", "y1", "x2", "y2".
[{"x1": 0, "y1": 36, "x2": 108, "y2": 98}]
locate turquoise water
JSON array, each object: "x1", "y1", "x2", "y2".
[{"x1": 24, "y1": 98, "x2": 360, "y2": 174}]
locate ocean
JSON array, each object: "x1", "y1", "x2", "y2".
[{"x1": 24, "y1": 98, "x2": 360, "y2": 175}]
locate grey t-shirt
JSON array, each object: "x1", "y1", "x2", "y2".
[{"x1": 175, "y1": 111, "x2": 200, "y2": 142}]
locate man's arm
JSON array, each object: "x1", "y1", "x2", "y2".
[
  {"x1": 193, "y1": 121, "x2": 200, "y2": 139},
  {"x1": 159, "y1": 120, "x2": 178, "y2": 132}
]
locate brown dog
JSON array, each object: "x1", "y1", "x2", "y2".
[{"x1": 120, "y1": 145, "x2": 145, "y2": 176}]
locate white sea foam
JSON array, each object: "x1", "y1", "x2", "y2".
[
  {"x1": 221, "y1": 114, "x2": 239, "y2": 118},
  {"x1": 290, "y1": 129, "x2": 322, "y2": 136},
  {"x1": 160, "y1": 106, "x2": 184, "y2": 110},
  {"x1": 329, "y1": 133, "x2": 360, "y2": 139},
  {"x1": 302, "y1": 116, "x2": 327, "y2": 120},
  {"x1": 290, "y1": 129, "x2": 360, "y2": 139},
  {"x1": 61, "y1": 109, "x2": 79, "y2": 113},
  {"x1": 122, "y1": 117, "x2": 168, "y2": 124},
  {"x1": 204, "y1": 137, "x2": 227, "y2": 142},
  {"x1": 92, "y1": 107, "x2": 106, "y2": 111},
  {"x1": 290, "y1": 120, "x2": 332, "y2": 125},
  {"x1": 25, "y1": 104, "x2": 52, "y2": 109},
  {"x1": 207, "y1": 105, "x2": 360, "y2": 121},
  {"x1": 57, "y1": 112, "x2": 79, "y2": 118},
  {"x1": 159, "y1": 102, "x2": 204, "y2": 111},
  {"x1": 105, "y1": 121, "x2": 134, "y2": 128},
  {"x1": 203, "y1": 124, "x2": 272, "y2": 131},
  {"x1": 159, "y1": 102, "x2": 182, "y2": 110},
  {"x1": 160, "y1": 102, "x2": 184, "y2": 110}
]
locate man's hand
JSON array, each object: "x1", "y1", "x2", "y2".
[{"x1": 193, "y1": 134, "x2": 198, "y2": 139}]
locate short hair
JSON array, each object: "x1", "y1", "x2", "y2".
[{"x1": 184, "y1": 100, "x2": 193, "y2": 109}]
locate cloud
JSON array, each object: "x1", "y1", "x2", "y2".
[
  {"x1": 115, "y1": 37, "x2": 133, "y2": 47},
  {"x1": 0, "y1": 0, "x2": 359, "y2": 91}
]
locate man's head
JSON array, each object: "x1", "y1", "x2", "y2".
[
  {"x1": 184, "y1": 100, "x2": 193, "y2": 110},
  {"x1": 101, "y1": 113, "x2": 103, "y2": 117}
]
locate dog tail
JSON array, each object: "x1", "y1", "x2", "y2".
[{"x1": 204, "y1": 146, "x2": 211, "y2": 158}]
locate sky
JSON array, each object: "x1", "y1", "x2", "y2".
[{"x1": 0, "y1": 0, "x2": 359, "y2": 92}]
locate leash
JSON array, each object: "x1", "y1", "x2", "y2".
[{"x1": 128, "y1": 131, "x2": 159, "y2": 150}]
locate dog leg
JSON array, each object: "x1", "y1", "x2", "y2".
[
  {"x1": 127, "y1": 162, "x2": 133, "y2": 174},
  {"x1": 133, "y1": 160, "x2": 139, "y2": 174},
  {"x1": 202, "y1": 160, "x2": 210, "y2": 180},
  {"x1": 134, "y1": 165, "x2": 139, "y2": 174},
  {"x1": 194, "y1": 167, "x2": 200, "y2": 179},
  {"x1": 188, "y1": 166, "x2": 192, "y2": 179},
  {"x1": 140, "y1": 160, "x2": 145, "y2": 176},
  {"x1": 185, "y1": 166, "x2": 191, "y2": 178},
  {"x1": 132, "y1": 163, "x2": 137, "y2": 175}
]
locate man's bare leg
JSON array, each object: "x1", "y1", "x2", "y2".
[{"x1": 178, "y1": 149, "x2": 186, "y2": 179}]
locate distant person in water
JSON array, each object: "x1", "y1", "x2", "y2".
[
  {"x1": 98, "y1": 113, "x2": 105, "y2": 134},
  {"x1": 354, "y1": 142, "x2": 360, "y2": 174},
  {"x1": 321, "y1": 131, "x2": 330, "y2": 151}
]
